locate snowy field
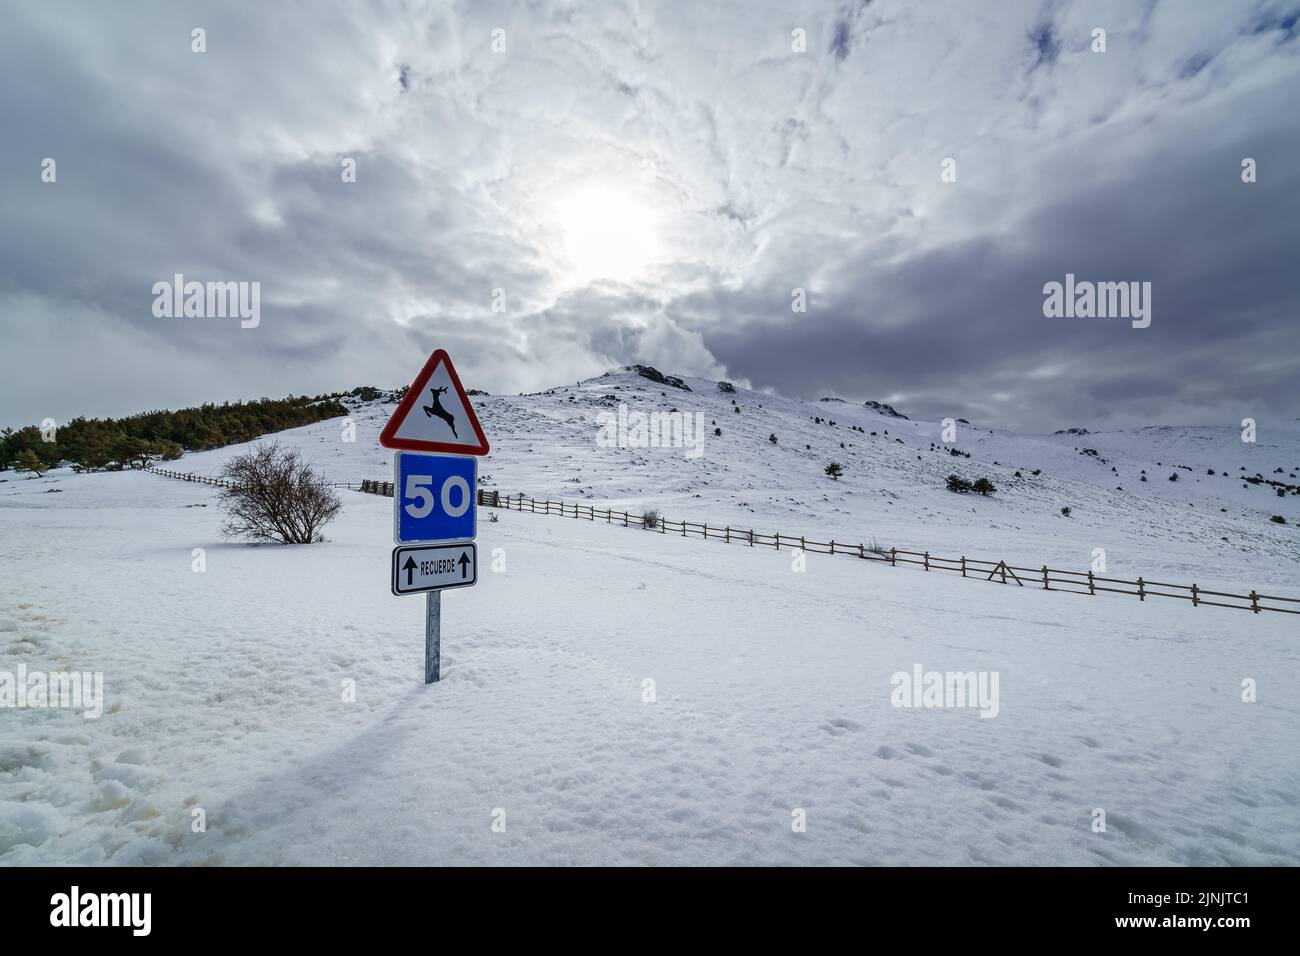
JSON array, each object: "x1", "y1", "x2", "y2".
[{"x1": 2, "y1": 369, "x2": 1298, "y2": 865}]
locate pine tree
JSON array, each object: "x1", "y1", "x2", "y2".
[{"x1": 16, "y1": 448, "x2": 45, "y2": 476}]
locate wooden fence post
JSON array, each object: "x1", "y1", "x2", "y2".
[
  {"x1": 890, "y1": 547, "x2": 896, "y2": 567},
  {"x1": 1042, "y1": 565, "x2": 1049, "y2": 590},
  {"x1": 775, "y1": 533, "x2": 780, "y2": 551},
  {"x1": 923, "y1": 551, "x2": 929, "y2": 571},
  {"x1": 1088, "y1": 571, "x2": 1095, "y2": 595},
  {"x1": 1191, "y1": 584, "x2": 1198, "y2": 607},
  {"x1": 703, "y1": 524, "x2": 708, "y2": 540},
  {"x1": 858, "y1": 543, "x2": 864, "y2": 559},
  {"x1": 960, "y1": 556, "x2": 966, "y2": 577},
  {"x1": 748, "y1": 530, "x2": 753, "y2": 547},
  {"x1": 1137, "y1": 577, "x2": 1145, "y2": 602},
  {"x1": 725, "y1": 526, "x2": 730, "y2": 543},
  {"x1": 1250, "y1": 590, "x2": 1260, "y2": 614}
]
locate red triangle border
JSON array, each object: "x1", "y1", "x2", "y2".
[{"x1": 378, "y1": 349, "x2": 490, "y2": 455}]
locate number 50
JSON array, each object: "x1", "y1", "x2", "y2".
[{"x1": 405, "y1": 474, "x2": 472, "y2": 519}]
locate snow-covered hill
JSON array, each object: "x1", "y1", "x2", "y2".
[
  {"x1": 126, "y1": 365, "x2": 1300, "y2": 592},
  {"x1": 1, "y1": 366, "x2": 1297, "y2": 866}
]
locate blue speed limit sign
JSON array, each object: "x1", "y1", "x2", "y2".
[{"x1": 392, "y1": 451, "x2": 477, "y2": 545}]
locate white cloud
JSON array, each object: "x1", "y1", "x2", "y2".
[{"x1": 1, "y1": 0, "x2": 1297, "y2": 429}]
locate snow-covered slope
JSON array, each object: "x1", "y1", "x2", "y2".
[
  {"x1": 1, "y1": 367, "x2": 1297, "y2": 866},
  {"x1": 136, "y1": 366, "x2": 1300, "y2": 592}
]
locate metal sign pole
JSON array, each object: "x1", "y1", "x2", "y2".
[{"x1": 425, "y1": 590, "x2": 441, "y2": 684}]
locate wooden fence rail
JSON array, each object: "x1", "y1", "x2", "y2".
[
  {"x1": 470, "y1": 488, "x2": 1299, "y2": 618},
  {"x1": 143, "y1": 468, "x2": 1296, "y2": 618},
  {"x1": 143, "y1": 465, "x2": 365, "y2": 492}
]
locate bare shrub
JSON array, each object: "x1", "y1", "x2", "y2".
[
  {"x1": 641, "y1": 508, "x2": 660, "y2": 529},
  {"x1": 217, "y1": 442, "x2": 341, "y2": 544}
]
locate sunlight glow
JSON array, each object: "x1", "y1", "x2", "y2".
[{"x1": 555, "y1": 186, "x2": 658, "y2": 283}]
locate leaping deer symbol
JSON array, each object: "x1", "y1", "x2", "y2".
[{"x1": 422, "y1": 386, "x2": 459, "y2": 438}]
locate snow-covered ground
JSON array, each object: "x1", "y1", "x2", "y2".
[{"x1": 2, "y1": 368, "x2": 1297, "y2": 865}]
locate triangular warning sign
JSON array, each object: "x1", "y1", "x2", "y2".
[{"x1": 379, "y1": 349, "x2": 490, "y2": 455}]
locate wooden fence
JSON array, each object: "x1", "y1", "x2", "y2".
[
  {"x1": 144, "y1": 467, "x2": 1297, "y2": 617},
  {"x1": 472, "y1": 489, "x2": 1300, "y2": 618},
  {"x1": 144, "y1": 466, "x2": 364, "y2": 492}
]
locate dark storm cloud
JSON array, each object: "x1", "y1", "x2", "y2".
[
  {"x1": 695, "y1": 107, "x2": 1300, "y2": 431},
  {"x1": 1, "y1": 0, "x2": 1297, "y2": 433},
  {"x1": 1028, "y1": 22, "x2": 1062, "y2": 71}
]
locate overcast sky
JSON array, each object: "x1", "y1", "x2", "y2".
[{"x1": 2, "y1": 0, "x2": 1298, "y2": 432}]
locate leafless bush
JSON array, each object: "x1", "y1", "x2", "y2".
[
  {"x1": 866, "y1": 538, "x2": 889, "y2": 556},
  {"x1": 217, "y1": 442, "x2": 340, "y2": 544},
  {"x1": 641, "y1": 508, "x2": 660, "y2": 529}
]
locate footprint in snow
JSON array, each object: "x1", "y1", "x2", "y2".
[{"x1": 821, "y1": 717, "x2": 862, "y2": 735}]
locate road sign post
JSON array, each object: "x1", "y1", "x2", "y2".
[
  {"x1": 426, "y1": 591, "x2": 440, "y2": 684},
  {"x1": 380, "y1": 349, "x2": 489, "y2": 684}
]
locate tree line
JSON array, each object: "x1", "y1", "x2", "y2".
[{"x1": 1, "y1": 394, "x2": 349, "y2": 475}]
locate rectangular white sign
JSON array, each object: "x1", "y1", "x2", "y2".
[{"x1": 391, "y1": 543, "x2": 478, "y2": 596}]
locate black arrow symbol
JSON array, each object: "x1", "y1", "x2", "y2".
[
  {"x1": 403, "y1": 555, "x2": 417, "y2": 586},
  {"x1": 458, "y1": 551, "x2": 470, "y2": 578}
]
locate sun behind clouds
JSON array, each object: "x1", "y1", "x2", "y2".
[{"x1": 554, "y1": 185, "x2": 659, "y2": 284}]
